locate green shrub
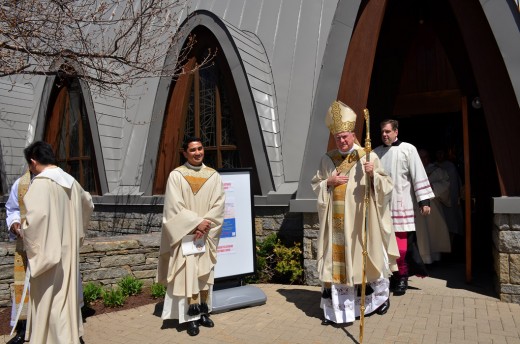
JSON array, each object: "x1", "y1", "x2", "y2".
[
  {"x1": 273, "y1": 242, "x2": 303, "y2": 284},
  {"x1": 83, "y1": 282, "x2": 103, "y2": 306},
  {"x1": 249, "y1": 233, "x2": 304, "y2": 284},
  {"x1": 102, "y1": 287, "x2": 127, "y2": 307},
  {"x1": 117, "y1": 275, "x2": 143, "y2": 297},
  {"x1": 150, "y1": 283, "x2": 167, "y2": 299}
]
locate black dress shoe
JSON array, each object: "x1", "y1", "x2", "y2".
[
  {"x1": 187, "y1": 320, "x2": 200, "y2": 336},
  {"x1": 393, "y1": 277, "x2": 408, "y2": 296},
  {"x1": 321, "y1": 318, "x2": 334, "y2": 326},
  {"x1": 7, "y1": 331, "x2": 25, "y2": 344},
  {"x1": 199, "y1": 314, "x2": 214, "y2": 328},
  {"x1": 389, "y1": 274, "x2": 397, "y2": 291},
  {"x1": 376, "y1": 298, "x2": 390, "y2": 315}
]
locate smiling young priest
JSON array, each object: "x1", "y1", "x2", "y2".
[{"x1": 157, "y1": 137, "x2": 226, "y2": 336}]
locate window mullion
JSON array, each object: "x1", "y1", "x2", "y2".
[
  {"x1": 79, "y1": 103, "x2": 85, "y2": 185},
  {"x1": 216, "y1": 85, "x2": 222, "y2": 168},
  {"x1": 194, "y1": 69, "x2": 200, "y2": 138},
  {"x1": 65, "y1": 91, "x2": 71, "y2": 171}
]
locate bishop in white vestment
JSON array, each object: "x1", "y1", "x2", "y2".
[{"x1": 313, "y1": 101, "x2": 399, "y2": 324}]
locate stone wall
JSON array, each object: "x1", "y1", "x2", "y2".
[
  {"x1": 0, "y1": 199, "x2": 165, "y2": 242},
  {"x1": 254, "y1": 207, "x2": 303, "y2": 245},
  {"x1": 0, "y1": 206, "x2": 304, "y2": 307},
  {"x1": 493, "y1": 213, "x2": 520, "y2": 303},
  {"x1": 1, "y1": 202, "x2": 301, "y2": 243},
  {"x1": 0, "y1": 233, "x2": 161, "y2": 307},
  {"x1": 302, "y1": 213, "x2": 320, "y2": 286}
]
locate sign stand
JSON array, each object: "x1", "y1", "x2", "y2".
[
  {"x1": 212, "y1": 284, "x2": 266, "y2": 313},
  {"x1": 213, "y1": 169, "x2": 266, "y2": 313}
]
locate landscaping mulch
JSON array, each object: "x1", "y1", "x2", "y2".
[{"x1": 0, "y1": 288, "x2": 161, "y2": 336}]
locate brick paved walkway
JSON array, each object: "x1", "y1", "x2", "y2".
[{"x1": 3, "y1": 263, "x2": 520, "y2": 344}]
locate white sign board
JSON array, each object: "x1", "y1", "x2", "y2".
[{"x1": 214, "y1": 169, "x2": 255, "y2": 279}]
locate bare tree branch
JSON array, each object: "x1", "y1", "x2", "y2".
[{"x1": 0, "y1": 0, "x2": 216, "y2": 94}]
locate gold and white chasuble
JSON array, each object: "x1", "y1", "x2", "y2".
[
  {"x1": 10, "y1": 171, "x2": 31, "y2": 328},
  {"x1": 23, "y1": 168, "x2": 94, "y2": 344},
  {"x1": 157, "y1": 163, "x2": 225, "y2": 323},
  {"x1": 312, "y1": 145, "x2": 399, "y2": 323}
]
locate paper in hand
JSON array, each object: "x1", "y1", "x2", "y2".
[{"x1": 181, "y1": 235, "x2": 206, "y2": 256}]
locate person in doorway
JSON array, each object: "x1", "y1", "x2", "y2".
[
  {"x1": 373, "y1": 119, "x2": 434, "y2": 295},
  {"x1": 22, "y1": 141, "x2": 94, "y2": 344},
  {"x1": 415, "y1": 149, "x2": 451, "y2": 265},
  {"x1": 157, "y1": 137, "x2": 225, "y2": 336},
  {"x1": 5, "y1": 170, "x2": 31, "y2": 344},
  {"x1": 312, "y1": 100, "x2": 399, "y2": 325},
  {"x1": 435, "y1": 149, "x2": 464, "y2": 240}
]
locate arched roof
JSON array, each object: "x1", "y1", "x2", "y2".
[{"x1": 141, "y1": 10, "x2": 278, "y2": 196}]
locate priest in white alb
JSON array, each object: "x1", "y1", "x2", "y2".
[
  {"x1": 374, "y1": 120, "x2": 435, "y2": 295},
  {"x1": 22, "y1": 141, "x2": 94, "y2": 344},
  {"x1": 157, "y1": 137, "x2": 225, "y2": 337},
  {"x1": 415, "y1": 149, "x2": 451, "y2": 264},
  {"x1": 312, "y1": 100, "x2": 399, "y2": 324}
]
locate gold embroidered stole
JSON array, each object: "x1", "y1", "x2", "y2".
[
  {"x1": 13, "y1": 170, "x2": 31, "y2": 319},
  {"x1": 176, "y1": 165, "x2": 216, "y2": 195},
  {"x1": 327, "y1": 149, "x2": 366, "y2": 284}
]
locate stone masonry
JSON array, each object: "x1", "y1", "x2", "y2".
[
  {"x1": 302, "y1": 212, "x2": 320, "y2": 286},
  {"x1": 493, "y1": 213, "x2": 520, "y2": 303},
  {"x1": 0, "y1": 205, "x2": 303, "y2": 307},
  {"x1": 0, "y1": 233, "x2": 161, "y2": 307}
]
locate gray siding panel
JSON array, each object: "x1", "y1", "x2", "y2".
[
  {"x1": 90, "y1": 88, "x2": 125, "y2": 192},
  {"x1": 270, "y1": 1, "x2": 301, "y2": 137},
  {"x1": 480, "y1": 0, "x2": 520, "y2": 103},
  {"x1": 270, "y1": 161, "x2": 284, "y2": 177},
  {"x1": 0, "y1": 76, "x2": 44, "y2": 188},
  {"x1": 206, "y1": 0, "x2": 228, "y2": 17},
  {"x1": 240, "y1": 0, "x2": 263, "y2": 31},
  {"x1": 258, "y1": 115, "x2": 277, "y2": 134},
  {"x1": 256, "y1": 1, "x2": 283, "y2": 56},
  {"x1": 281, "y1": 0, "x2": 323, "y2": 182},
  {"x1": 266, "y1": 146, "x2": 282, "y2": 162},
  {"x1": 293, "y1": 0, "x2": 360, "y2": 211},
  {"x1": 222, "y1": 0, "x2": 245, "y2": 27},
  {"x1": 251, "y1": 89, "x2": 274, "y2": 108}
]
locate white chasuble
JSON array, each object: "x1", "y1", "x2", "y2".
[
  {"x1": 23, "y1": 168, "x2": 93, "y2": 344},
  {"x1": 157, "y1": 163, "x2": 225, "y2": 323},
  {"x1": 312, "y1": 145, "x2": 399, "y2": 323}
]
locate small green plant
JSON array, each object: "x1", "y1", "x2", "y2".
[
  {"x1": 117, "y1": 275, "x2": 143, "y2": 297},
  {"x1": 83, "y1": 282, "x2": 103, "y2": 306},
  {"x1": 102, "y1": 287, "x2": 127, "y2": 307},
  {"x1": 249, "y1": 233, "x2": 304, "y2": 284},
  {"x1": 150, "y1": 283, "x2": 167, "y2": 299},
  {"x1": 273, "y1": 242, "x2": 303, "y2": 283}
]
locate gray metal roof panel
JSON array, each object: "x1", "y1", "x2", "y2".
[
  {"x1": 251, "y1": 89, "x2": 275, "y2": 108},
  {"x1": 0, "y1": 76, "x2": 45, "y2": 187},
  {"x1": 258, "y1": 115, "x2": 279, "y2": 135},
  {"x1": 480, "y1": 0, "x2": 520, "y2": 103},
  {"x1": 270, "y1": 161, "x2": 284, "y2": 178},
  {"x1": 266, "y1": 146, "x2": 282, "y2": 162},
  {"x1": 247, "y1": 76, "x2": 274, "y2": 95}
]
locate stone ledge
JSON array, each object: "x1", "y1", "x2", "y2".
[{"x1": 0, "y1": 233, "x2": 161, "y2": 308}]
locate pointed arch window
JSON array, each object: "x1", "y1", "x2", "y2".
[
  {"x1": 44, "y1": 78, "x2": 101, "y2": 194},
  {"x1": 153, "y1": 26, "x2": 258, "y2": 194}
]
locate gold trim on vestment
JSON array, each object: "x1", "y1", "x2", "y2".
[
  {"x1": 13, "y1": 170, "x2": 31, "y2": 319},
  {"x1": 176, "y1": 165, "x2": 216, "y2": 195},
  {"x1": 327, "y1": 149, "x2": 366, "y2": 284}
]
